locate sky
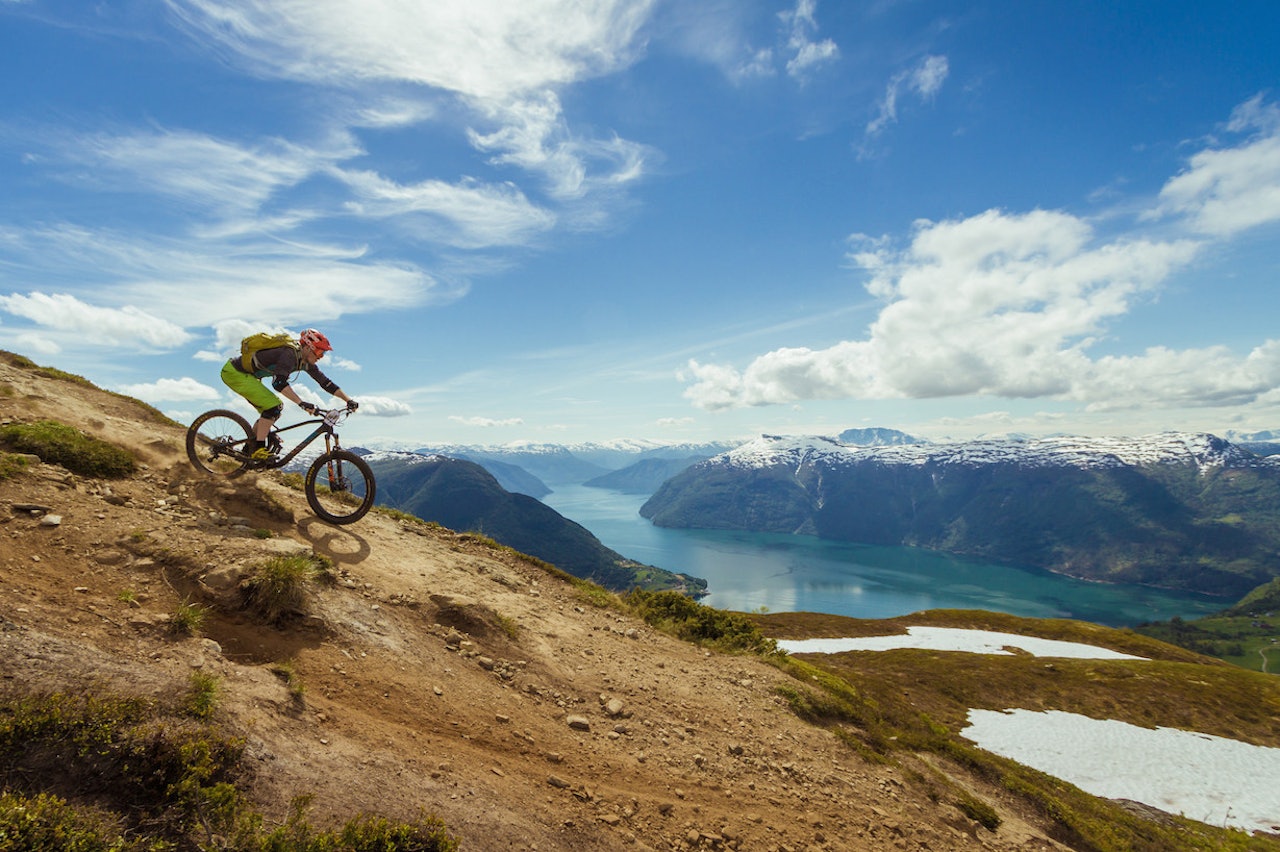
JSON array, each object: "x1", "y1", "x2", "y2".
[
  {"x1": 778, "y1": 627, "x2": 1280, "y2": 835},
  {"x1": 2, "y1": 1, "x2": 1280, "y2": 449}
]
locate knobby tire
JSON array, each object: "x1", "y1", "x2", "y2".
[
  {"x1": 186, "y1": 409, "x2": 253, "y2": 479},
  {"x1": 305, "y1": 449, "x2": 376, "y2": 525}
]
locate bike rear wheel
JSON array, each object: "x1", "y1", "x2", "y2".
[
  {"x1": 305, "y1": 450, "x2": 376, "y2": 524},
  {"x1": 186, "y1": 409, "x2": 254, "y2": 478}
]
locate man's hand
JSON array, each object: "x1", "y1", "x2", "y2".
[
  {"x1": 299, "y1": 402, "x2": 318, "y2": 415},
  {"x1": 346, "y1": 399, "x2": 359, "y2": 412}
]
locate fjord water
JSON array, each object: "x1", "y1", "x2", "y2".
[{"x1": 542, "y1": 485, "x2": 1223, "y2": 627}]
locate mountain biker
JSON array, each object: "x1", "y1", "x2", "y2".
[{"x1": 220, "y1": 328, "x2": 359, "y2": 461}]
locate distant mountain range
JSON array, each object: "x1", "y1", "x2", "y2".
[
  {"x1": 412, "y1": 440, "x2": 741, "y2": 495},
  {"x1": 363, "y1": 451, "x2": 706, "y2": 597},
  {"x1": 639, "y1": 432, "x2": 1280, "y2": 599}
]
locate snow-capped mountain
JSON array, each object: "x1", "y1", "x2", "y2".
[
  {"x1": 642, "y1": 431, "x2": 1280, "y2": 599},
  {"x1": 718, "y1": 432, "x2": 1277, "y2": 474}
]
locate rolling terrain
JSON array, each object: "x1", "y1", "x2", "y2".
[{"x1": 2, "y1": 351, "x2": 1278, "y2": 851}]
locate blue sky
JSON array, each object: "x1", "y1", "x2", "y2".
[{"x1": 2, "y1": 1, "x2": 1279, "y2": 449}]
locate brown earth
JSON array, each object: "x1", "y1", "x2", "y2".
[{"x1": 0, "y1": 356, "x2": 1082, "y2": 851}]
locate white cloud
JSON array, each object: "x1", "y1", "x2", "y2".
[
  {"x1": 338, "y1": 168, "x2": 557, "y2": 248},
  {"x1": 684, "y1": 208, "x2": 1203, "y2": 410},
  {"x1": 12, "y1": 333, "x2": 61, "y2": 356},
  {"x1": 165, "y1": 0, "x2": 655, "y2": 100},
  {"x1": 156, "y1": 2, "x2": 658, "y2": 239},
  {"x1": 1150, "y1": 95, "x2": 1280, "y2": 236},
  {"x1": 686, "y1": 97, "x2": 1280, "y2": 417},
  {"x1": 865, "y1": 54, "x2": 949, "y2": 138},
  {"x1": 449, "y1": 415, "x2": 524, "y2": 427},
  {"x1": 781, "y1": 0, "x2": 839, "y2": 81},
  {"x1": 0, "y1": 226, "x2": 443, "y2": 330},
  {"x1": 354, "y1": 395, "x2": 412, "y2": 417},
  {"x1": 117, "y1": 376, "x2": 221, "y2": 403},
  {"x1": 58, "y1": 127, "x2": 354, "y2": 220},
  {"x1": 0, "y1": 292, "x2": 192, "y2": 349},
  {"x1": 467, "y1": 91, "x2": 653, "y2": 202}
]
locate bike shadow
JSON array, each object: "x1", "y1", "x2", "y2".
[{"x1": 298, "y1": 516, "x2": 372, "y2": 567}]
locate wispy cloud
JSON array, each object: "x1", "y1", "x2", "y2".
[
  {"x1": 117, "y1": 376, "x2": 221, "y2": 402},
  {"x1": 781, "y1": 0, "x2": 839, "y2": 81},
  {"x1": 684, "y1": 97, "x2": 1280, "y2": 416},
  {"x1": 353, "y1": 396, "x2": 413, "y2": 417},
  {"x1": 163, "y1": 0, "x2": 657, "y2": 220},
  {"x1": 52, "y1": 127, "x2": 355, "y2": 222},
  {"x1": 164, "y1": 0, "x2": 655, "y2": 99},
  {"x1": 0, "y1": 225, "x2": 443, "y2": 332},
  {"x1": 865, "y1": 54, "x2": 949, "y2": 138},
  {"x1": 0, "y1": 292, "x2": 191, "y2": 351},
  {"x1": 338, "y1": 168, "x2": 557, "y2": 249},
  {"x1": 1148, "y1": 94, "x2": 1280, "y2": 237}
]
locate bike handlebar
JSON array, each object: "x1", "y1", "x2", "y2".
[{"x1": 320, "y1": 407, "x2": 353, "y2": 427}]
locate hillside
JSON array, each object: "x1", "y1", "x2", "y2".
[
  {"x1": 365, "y1": 451, "x2": 706, "y2": 596},
  {"x1": 2, "y1": 351, "x2": 1279, "y2": 851},
  {"x1": 641, "y1": 433, "x2": 1280, "y2": 599}
]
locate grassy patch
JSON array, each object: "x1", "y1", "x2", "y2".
[
  {"x1": 242, "y1": 554, "x2": 327, "y2": 624},
  {"x1": 269, "y1": 661, "x2": 306, "y2": 699},
  {"x1": 0, "y1": 452, "x2": 32, "y2": 480},
  {"x1": 0, "y1": 691, "x2": 458, "y2": 851},
  {"x1": 170, "y1": 601, "x2": 206, "y2": 637},
  {"x1": 744, "y1": 609, "x2": 1280, "y2": 850},
  {"x1": 0, "y1": 420, "x2": 135, "y2": 479}
]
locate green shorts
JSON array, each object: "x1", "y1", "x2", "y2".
[{"x1": 220, "y1": 359, "x2": 280, "y2": 414}]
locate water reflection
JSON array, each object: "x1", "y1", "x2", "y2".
[{"x1": 541, "y1": 485, "x2": 1223, "y2": 626}]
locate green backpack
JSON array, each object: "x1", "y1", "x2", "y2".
[{"x1": 239, "y1": 332, "x2": 297, "y2": 371}]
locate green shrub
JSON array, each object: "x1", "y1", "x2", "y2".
[
  {"x1": 0, "y1": 691, "x2": 458, "y2": 851},
  {"x1": 624, "y1": 589, "x2": 777, "y2": 654},
  {"x1": 0, "y1": 791, "x2": 147, "y2": 852},
  {"x1": 0, "y1": 420, "x2": 135, "y2": 478},
  {"x1": 186, "y1": 671, "x2": 220, "y2": 719}
]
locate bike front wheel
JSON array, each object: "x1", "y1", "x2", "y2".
[
  {"x1": 186, "y1": 409, "x2": 253, "y2": 479},
  {"x1": 305, "y1": 450, "x2": 376, "y2": 525}
]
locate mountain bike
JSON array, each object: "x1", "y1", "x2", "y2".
[{"x1": 185, "y1": 407, "x2": 376, "y2": 525}]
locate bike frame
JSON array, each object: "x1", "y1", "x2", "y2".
[{"x1": 258, "y1": 409, "x2": 349, "y2": 470}]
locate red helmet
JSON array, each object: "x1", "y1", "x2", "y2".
[{"x1": 299, "y1": 328, "x2": 332, "y2": 353}]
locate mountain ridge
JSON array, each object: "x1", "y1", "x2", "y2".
[{"x1": 642, "y1": 431, "x2": 1280, "y2": 598}]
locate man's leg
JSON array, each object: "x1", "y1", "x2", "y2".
[{"x1": 220, "y1": 361, "x2": 282, "y2": 454}]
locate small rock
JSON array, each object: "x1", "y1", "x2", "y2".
[
  {"x1": 39, "y1": 515, "x2": 63, "y2": 527},
  {"x1": 566, "y1": 715, "x2": 591, "y2": 732}
]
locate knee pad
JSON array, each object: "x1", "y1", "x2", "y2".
[{"x1": 261, "y1": 404, "x2": 284, "y2": 422}]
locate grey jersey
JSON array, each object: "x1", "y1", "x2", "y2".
[{"x1": 241, "y1": 345, "x2": 340, "y2": 395}]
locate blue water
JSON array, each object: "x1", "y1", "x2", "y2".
[{"x1": 541, "y1": 485, "x2": 1224, "y2": 627}]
